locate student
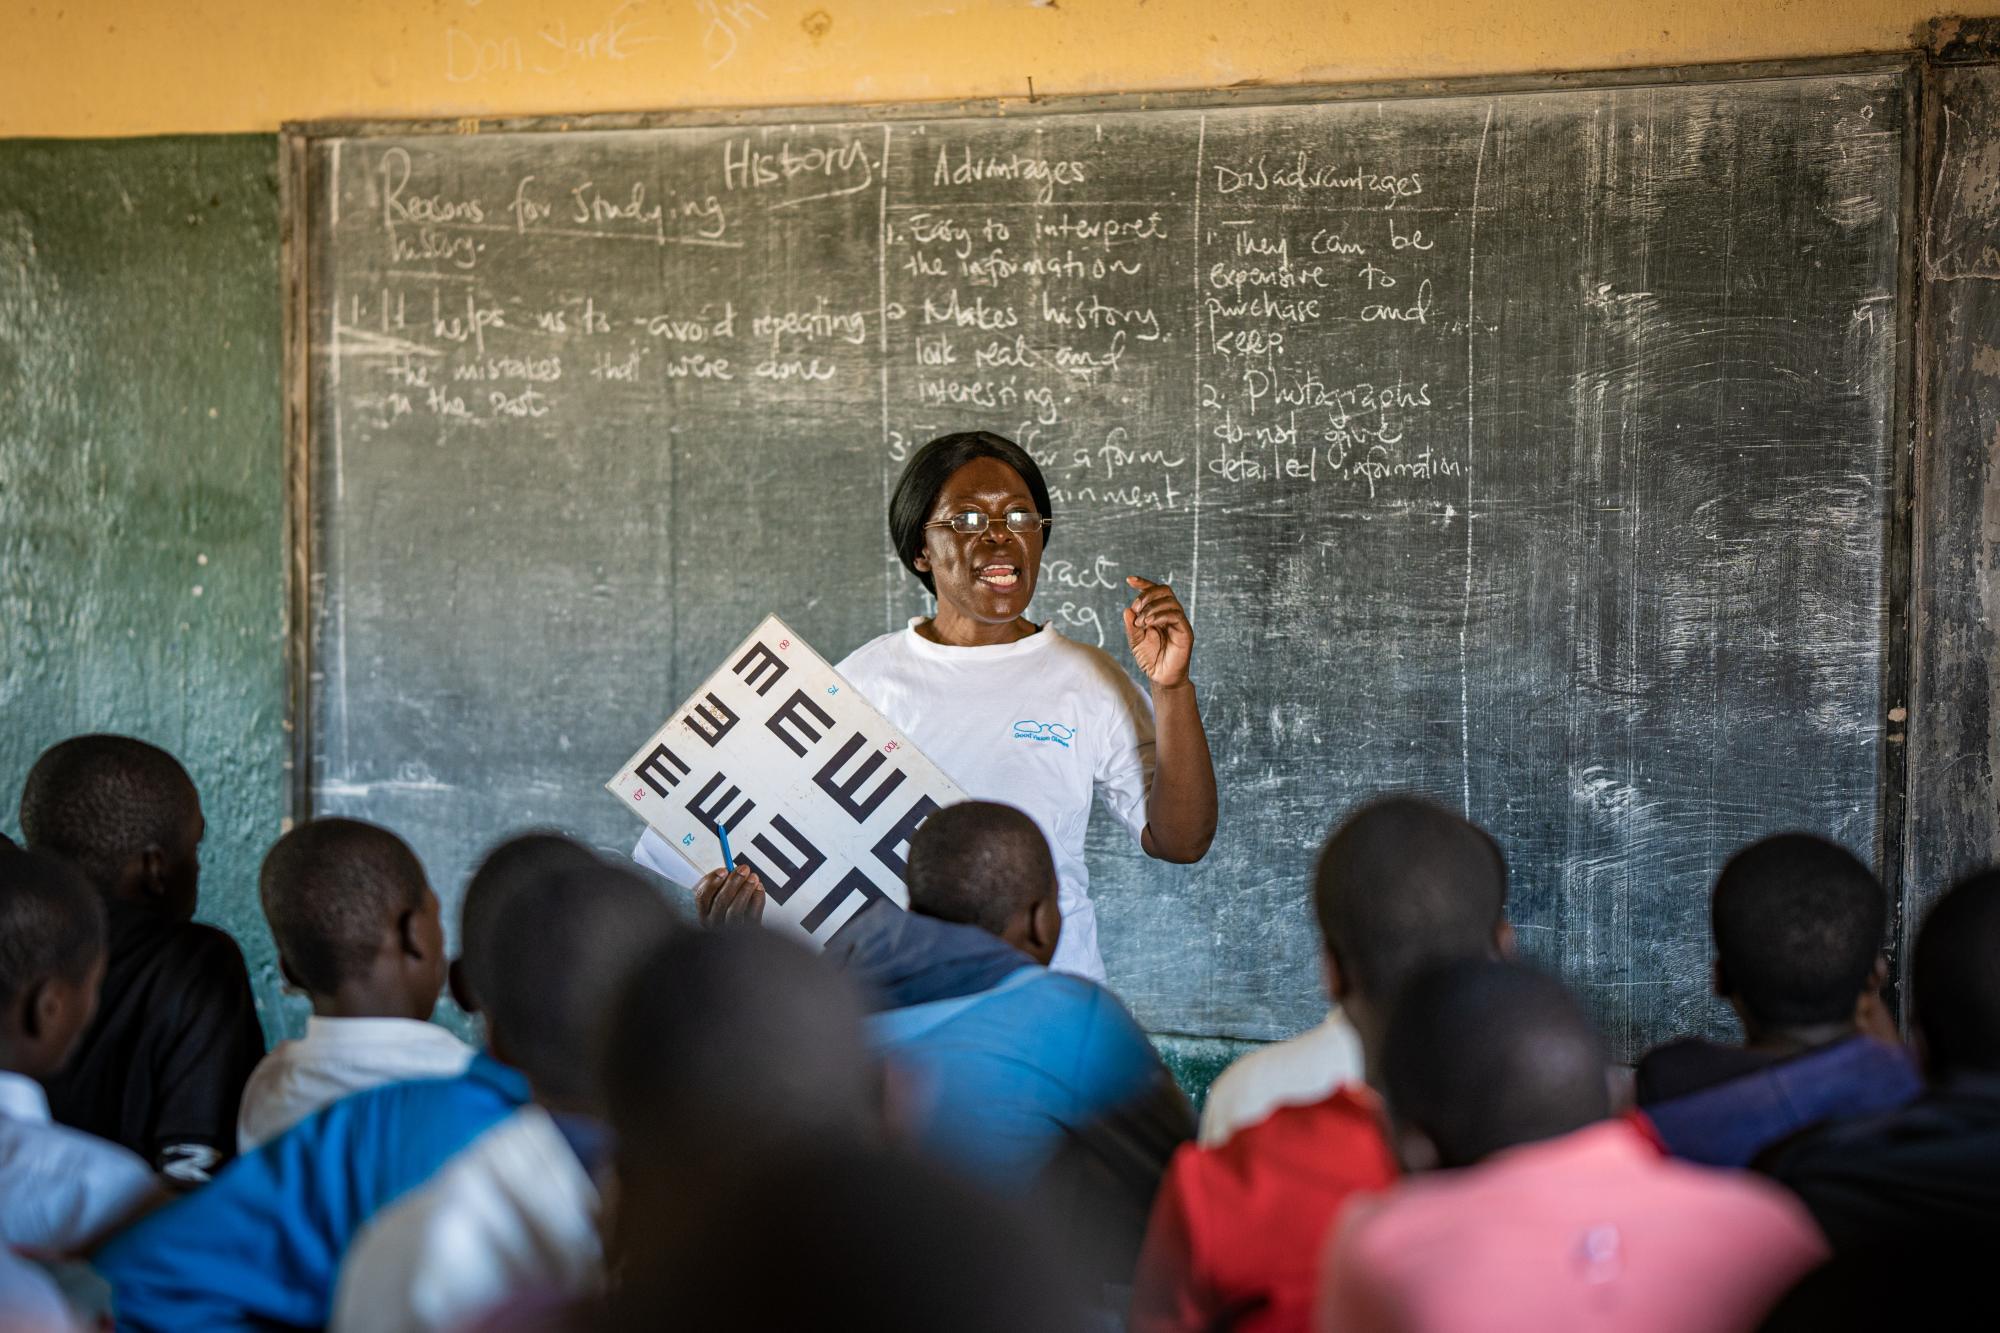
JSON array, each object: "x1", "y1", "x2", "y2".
[
  {"x1": 240, "y1": 819, "x2": 469, "y2": 1150},
  {"x1": 329, "y1": 863, "x2": 686, "y2": 1333},
  {"x1": 605, "y1": 1145, "x2": 1094, "y2": 1333},
  {"x1": 1129, "y1": 796, "x2": 1509, "y2": 1333},
  {"x1": 0, "y1": 847, "x2": 160, "y2": 1253},
  {"x1": 826, "y1": 800, "x2": 1193, "y2": 1295},
  {"x1": 449, "y1": 928, "x2": 885, "y2": 1333},
  {"x1": 91, "y1": 833, "x2": 667, "y2": 1333},
  {"x1": 1634, "y1": 834, "x2": 1917, "y2": 1166},
  {"x1": 1761, "y1": 868, "x2": 2000, "y2": 1253},
  {"x1": 19, "y1": 736, "x2": 264, "y2": 1183},
  {"x1": 1198, "y1": 1005, "x2": 1363, "y2": 1147},
  {"x1": 1319, "y1": 959, "x2": 1827, "y2": 1333}
]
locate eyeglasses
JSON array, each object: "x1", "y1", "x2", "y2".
[{"x1": 923, "y1": 509, "x2": 1051, "y2": 536}]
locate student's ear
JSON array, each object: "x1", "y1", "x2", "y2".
[
  {"x1": 1324, "y1": 946, "x2": 1353, "y2": 1004},
  {"x1": 447, "y1": 958, "x2": 479, "y2": 1015},
  {"x1": 1393, "y1": 1122, "x2": 1442, "y2": 1174},
  {"x1": 1492, "y1": 918, "x2": 1517, "y2": 960},
  {"x1": 21, "y1": 977, "x2": 54, "y2": 1041},
  {"x1": 1030, "y1": 895, "x2": 1062, "y2": 957},
  {"x1": 397, "y1": 908, "x2": 427, "y2": 961},
  {"x1": 277, "y1": 954, "x2": 305, "y2": 994},
  {"x1": 1712, "y1": 958, "x2": 1731, "y2": 1000},
  {"x1": 137, "y1": 844, "x2": 171, "y2": 902},
  {"x1": 1861, "y1": 954, "x2": 1889, "y2": 996},
  {"x1": 1855, "y1": 955, "x2": 1899, "y2": 1045},
  {"x1": 914, "y1": 550, "x2": 932, "y2": 574}
]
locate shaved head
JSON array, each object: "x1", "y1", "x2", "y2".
[
  {"x1": 1383, "y1": 959, "x2": 1609, "y2": 1168},
  {"x1": 905, "y1": 801, "x2": 1057, "y2": 937},
  {"x1": 19, "y1": 735, "x2": 201, "y2": 905},
  {"x1": 260, "y1": 819, "x2": 429, "y2": 997},
  {"x1": 1313, "y1": 796, "x2": 1509, "y2": 1004}
]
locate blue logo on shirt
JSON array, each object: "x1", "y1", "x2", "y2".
[{"x1": 1012, "y1": 720, "x2": 1076, "y2": 749}]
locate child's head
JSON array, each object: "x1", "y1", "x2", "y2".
[
  {"x1": 19, "y1": 735, "x2": 203, "y2": 920},
  {"x1": 259, "y1": 819, "x2": 443, "y2": 1020},
  {"x1": 449, "y1": 832, "x2": 605, "y2": 1017},
  {"x1": 905, "y1": 801, "x2": 1061, "y2": 964},
  {"x1": 1312, "y1": 796, "x2": 1512, "y2": 1062},
  {"x1": 1711, "y1": 833, "x2": 1886, "y2": 1036},
  {"x1": 1913, "y1": 869, "x2": 2000, "y2": 1080},
  {"x1": 0, "y1": 847, "x2": 110, "y2": 1079},
  {"x1": 464, "y1": 847, "x2": 680, "y2": 1110},
  {"x1": 1382, "y1": 958, "x2": 1609, "y2": 1171}
]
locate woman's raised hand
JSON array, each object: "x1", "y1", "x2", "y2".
[{"x1": 1124, "y1": 575, "x2": 1194, "y2": 689}]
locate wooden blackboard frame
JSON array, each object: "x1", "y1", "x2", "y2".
[{"x1": 280, "y1": 49, "x2": 1929, "y2": 1019}]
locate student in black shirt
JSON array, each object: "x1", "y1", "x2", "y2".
[
  {"x1": 18, "y1": 735, "x2": 264, "y2": 1184},
  {"x1": 1633, "y1": 834, "x2": 1919, "y2": 1166},
  {"x1": 1762, "y1": 868, "x2": 2000, "y2": 1252}
]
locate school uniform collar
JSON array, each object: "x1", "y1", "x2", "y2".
[
  {"x1": 0, "y1": 1069, "x2": 52, "y2": 1123},
  {"x1": 463, "y1": 1051, "x2": 534, "y2": 1103},
  {"x1": 299, "y1": 1015, "x2": 469, "y2": 1047}
]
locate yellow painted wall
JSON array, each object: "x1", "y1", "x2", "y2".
[{"x1": 2, "y1": 1, "x2": 1994, "y2": 138}]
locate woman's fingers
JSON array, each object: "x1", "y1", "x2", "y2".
[{"x1": 1128, "y1": 585, "x2": 1187, "y2": 629}]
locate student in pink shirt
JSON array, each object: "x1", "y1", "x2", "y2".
[{"x1": 1319, "y1": 960, "x2": 1827, "y2": 1333}]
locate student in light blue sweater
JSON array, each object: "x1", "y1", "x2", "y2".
[
  {"x1": 826, "y1": 800, "x2": 1193, "y2": 1298},
  {"x1": 93, "y1": 834, "x2": 676, "y2": 1333}
]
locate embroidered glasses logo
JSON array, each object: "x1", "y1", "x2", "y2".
[{"x1": 1012, "y1": 720, "x2": 1076, "y2": 749}]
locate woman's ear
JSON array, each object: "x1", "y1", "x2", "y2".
[{"x1": 914, "y1": 550, "x2": 931, "y2": 573}]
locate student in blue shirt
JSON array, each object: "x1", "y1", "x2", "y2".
[
  {"x1": 93, "y1": 833, "x2": 677, "y2": 1333},
  {"x1": 826, "y1": 800, "x2": 1193, "y2": 1298}
]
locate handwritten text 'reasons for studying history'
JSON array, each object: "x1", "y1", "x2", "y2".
[{"x1": 606, "y1": 616, "x2": 966, "y2": 947}]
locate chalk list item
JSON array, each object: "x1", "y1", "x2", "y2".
[{"x1": 606, "y1": 616, "x2": 965, "y2": 946}]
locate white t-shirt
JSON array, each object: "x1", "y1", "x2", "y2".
[
  {"x1": 0, "y1": 1070, "x2": 159, "y2": 1254},
  {"x1": 1196, "y1": 1008, "x2": 1366, "y2": 1146},
  {"x1": 238, "y1": 1016, "x2": 476, "y2": 1152},
  {"x1": 835, "y1": 621, "x2": 1156, "y2": 980}
]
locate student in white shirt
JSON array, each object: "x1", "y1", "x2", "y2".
[
  {"x1": 0, "y1": 848, "x2": 160, "y2": 1253},
  {"x1": 1198, "y1": 816, "x2": 1514, "y2": 1144},
  {"x1": 637, "y1": 431, "x2": 1219, "y2": 981},
  {"x1": 239, "y1": 819, "x2": 471, "y2": 1151},
  {"x1": 332, "y1": 860, "x2": 690, "y2": 1333},
  {"x1": 1197, "y1": 1008, "x2": 1365, "y2": 1146}
]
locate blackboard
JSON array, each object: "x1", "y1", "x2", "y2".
[
  {"x1": 0, "y1": 135, "x2": 292, "y2": 1039},
  {"x1": 293, "y1": 62, "x2": 1915, "y2": 1058}
]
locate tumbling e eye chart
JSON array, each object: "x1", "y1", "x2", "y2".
[{"x1": 607, "y1": 616, "x2": 965, "y2": 946}]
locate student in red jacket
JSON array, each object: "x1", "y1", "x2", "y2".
[{"x1": 1128, "y1": 797, "x2": 1514, "y2": 1333}]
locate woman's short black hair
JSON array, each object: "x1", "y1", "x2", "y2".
[{"x1": 888, "y1": 432, "x2": 1052, "y2": 595}]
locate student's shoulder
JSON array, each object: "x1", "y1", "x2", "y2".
[
  {"x1": 19, "y1": 1114, "x2": 155, "y2": 1189},
  {"x1": 167, "y1": 918, "x2": 254, "y2": 973},
  {"x1": 1206, "y1": 1090, "x2": 1393, "y2": 1178},
  {"x1": 1634, "y1": 1036, "x2": 1749, "y2": 1104}
]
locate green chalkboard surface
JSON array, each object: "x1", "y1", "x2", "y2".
[{"x1": 0, "y1": 135, "x2": 292, "y2": 1041}]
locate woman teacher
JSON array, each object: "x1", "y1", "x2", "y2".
[
  {"x1": 856, "y1": 430, "x2": 1219, "y2": 978},
  {"x1": 662, "y1": 430, "x2": 1217, "y2": 979}
]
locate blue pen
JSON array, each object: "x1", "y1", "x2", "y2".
[{"x1": 716, "y1": 821, "x2": 736, "y2": 873}]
